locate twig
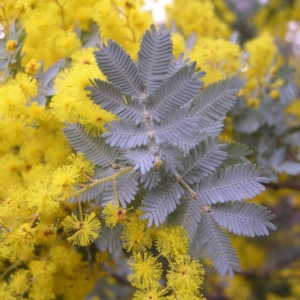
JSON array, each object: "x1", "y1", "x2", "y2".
[{"x1": 265, "y1": 182, "x2": 300, "y2": 191}]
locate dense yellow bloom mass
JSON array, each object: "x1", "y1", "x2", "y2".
[
  {"x1": 50, "y1": 48, "x2": 116, "y2": 134},
  {"x1": 166, "y1": 0, "x2": 231, "y2": 39},
  {"x1": 92, "y1": 0, "x2": 153, "y2": 60},
  {"x1": 189, "y1": 37, "x2": 242, "y2": 84},
  {"x1": 241, "y1": 32, "x2": 278, "y2": 107}
]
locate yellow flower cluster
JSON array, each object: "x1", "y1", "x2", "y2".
[
  {"x1": 92, "y1": 0, "x2": 153, "y2": 60},
  {"x1": 240, "y1": 32, "x2": 278, "y2": 109},
  {"x1": 166, "y1": 0, "x2": 232, "y2": 39},
  {"x1": 0, "y1": 2, "x2": 162, "y2": 298},
  {"x1": 50, "y1": 47, "x2": 116, "y2": 136},
  {"x1": 189, "y1": 38, "x2": 242, "y2": 85},
  {"x1": 126, "y1": 223, "x2": 205, "y2": 299},
  {"x1": 254, "y1": 0, "x2": 300, "y2": 41}
]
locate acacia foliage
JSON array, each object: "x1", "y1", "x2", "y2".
[{"x1": 0, "y1": 0, "x2": 299, "y2": 299}]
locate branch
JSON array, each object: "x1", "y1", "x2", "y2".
[
  {"x1": 265, "y1": 182, "x2": 300, "y2": 191},
  {"x1": 68, "y1": 166, "x2": 133, "y2": 198}
]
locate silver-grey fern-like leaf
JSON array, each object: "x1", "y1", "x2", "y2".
[
  {"x1": 96, "y1": 223, "x2": 123, "y2": 253},
  {"x1": 159, "y1": 142, "x2": 184, "y2": 174},
  {"x1": 178, "y1": 119, "x2": 224, "y2": 154},
  {"x1": 211, "y1": 201, "x2": 276, "y2": 237},
  {"x1": 140, "y1": 179, "x2": 185, "y2": 227},
  {"x1": 101, "y1": 171, "x2": 139, "y2": 208},
  {"x1": 167, "y1": 53, "x2": 198, "y2": 77},
  {"x1": 63, "y1": 123, "x2": 119, "y2": 167},
  {"x1": 87, "y1": 79, "x2": 144, "y2": 124},
  {"x1": 94, "y1": 40, "x2": 143, "y2": 96},
  {"x1": 181, "y1": 137, "x2": 227, "y2": 184},
  {"x1": 196, "y1": 163, "x2": 269, "y2": 205},
  {"x1": 146, "y1": 64, "x2": 204, "y2": 122},
  {"x1": 139, "y1": 169, "x2": 162, "y2": 189},
  {"x1": 201, "y1": 117, "x2": 225, "y2": 136},
  {"x1": 167, "y1": 196, "x2": 202, "y2": 242},
  {"x1": 102, "y1": 119, "x2": 148, "y2": 149},
  {"x1": 137, "y1": 24, "x2": 172, "y2": 95},
  {"x1": 221, "y1": 142, "x2": 253, "y2": 168},
  {"x1": 153, "y1": 106, "x2": 200, "y2": 143},
  {"x1": 196, "y1": 213, "x2": 241, "y2": 277},
  {"x1": 125, "y1": 147, "x2": 154, "y2": 175},
  {"x1": 225, "y1": 142, "x2": 253, "y2": 161},
  {"x1": 177, "y1": 131, "x2": 208, "y2": 154},
  {"x1": 193, "y1": 79, "x2": 238, "y2": 128}
]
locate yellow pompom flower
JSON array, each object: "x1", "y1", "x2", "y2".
[
  {"x1": 0, "y1": 86, "x2": 27, "y2": 118},
  {"x1": 167, "y1": 255, "x2": 204, "y2": 293},
  {"x1": 13, "y1": 73, "x2": 38, "y2": 99},
  {"x1": 35, "y1": 222, "x2": 57, "y2": 244},
  {"x1": 25, "y1": 59, "x2": 41, "y2": 75},
  {"x1": 51, "y1": 165, "x2": 80, "y2": 199},
  {"x1": 132, "y1": 284, "x2": 170, "y2": 300},
  {"x1": 62, "y1": 212, "x2": 101, "y2": 246},
  {"x1": 54, "y1": 30, "x2": 82, "y2": 58},
  {"x1": 156, "y1": 226, "x2": 189, "y2": 258},
  {"x1": 71, "y1": 47, "x2": 97, "y2": 67},
  {"x1": 270, "y1": 89, "x2": 279, "y2": 100},
  {"x1": 128, "y1": 252, "x2": 162, "y2": 289},
  {"x1": 6, "y1": 40, "x2": 18, "y2": 52},
  {"x1": 9, "y1": 269, "x2": 30, "y2": 296},
  {"x1": 80, "y1": 104, "x2": 116, "y2": 136},
  {"x1": 246, "y1": 97, "x2": 260, "y2": 109},
  {"x1": 102, "y1": 202, "x2": 127, "y2": 228},
  {"x1": 68, "y1": 152, "x2": 95, "y2": 182},
  {"x1": 122, "y1": 219, "x2": 153, "y2": 253},
  {"x1": 0, "y1": 282, "x2": 14, "y2": 300},
  {"x1": 15, "y1": 1, "x2": 27, "y2": 14}
]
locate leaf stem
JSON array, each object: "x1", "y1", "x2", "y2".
[
  {"x1": 68, "y1": 167, "x2": 133, "y2": 198},
  {"x1": 77, "y1": 196, "x2": 84, "y2": 223}
]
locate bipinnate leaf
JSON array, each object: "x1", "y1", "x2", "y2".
[
  {"x1": 211, "y1": 201, "x2": 276, "y2": 237},
  {"x1": 94, "y1": 40, "x2": 143, "y2": 96},
  {"x1": 139, "y1": 170, "x2": 162, "y2": 189},
  {"x1": 196, "y1": 163, "x2": 269, "y2": 205},
  {"x1": 167, "y1": 53, "x2": 192, "y2": 76},
  {"x1": 147, "y1": 64, "x2": 204, "y2": 122},
  {"x1": 88, "y1": 79, "x2": 143, "y2": 124},
  {"x1": 63, "y1": 123, "x2": 119, "y2": 167},
  {"x1": 222, "y1": 142, "x2": 253, "y2": 167},
  {"x1": 153, "y1": 106, "x2": 200, "y2": 143},
  {"x1": 181, "y1": 137, "x2": 227, "y2": 184},
  {"x1": 102, "y1": 119, "x2": 148, "y2": 149},
  {"x1": 196, "y1": 214, "x2": 241, "y2": 277},
  {"x1": 137, "y1": 24, "x2": 172, "y2": 95},
  {"x1": 125, "y1": 147, "x2": 155, "y2": 175},
  {"x1": 96, "y1": 223, "x2": 123, "y2": 253},
  {"x1": 140, "y1": 180, "x2": 185, "y2": 227},
  {"x1": 159, "y1": 142, "x2": 184, "y2": 174},
  {"x1": 101, "y1": 171, "x2": 139, "y2": 208},
  {"x1": 167, "y1": 196, "x2": 202, "y2": 242},
  {"x1": 193, "y1": 79, "x2": 238, "y2": 128}
]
